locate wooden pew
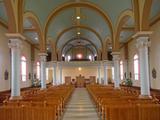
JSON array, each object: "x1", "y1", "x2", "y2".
[{"x1": 87, "y1": 84, "x2": 160, "y2": 120}]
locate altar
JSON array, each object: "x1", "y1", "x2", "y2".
[{"x1": 65, "y1": 75, "x2": 96, "y2": 87}]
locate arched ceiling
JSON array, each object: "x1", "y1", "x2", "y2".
[
  {"x1": 0, "y1": 0, "x2": 160, "y2": 55},
  {"x1": 23, "y1": 18, "x2": 39, "y2": 44},
  {"x1": 57, "y1": 28, "x2": 102, "y2": 50}
]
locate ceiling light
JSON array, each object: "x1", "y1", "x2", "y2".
[
  {"x1": 35, "y1": 37, "x2": 38, "y2": 40},
  {"x1": 77, "y1": 54, "x2": 82, "y2": 59},
  {"x1": 76, "y1": 16, "x2": 81, "y2": 20},
  {"x1": 78, "y1": 67, "x2": 82, "y2": 71},
  {"x1": 77, "y1": 32, "x2": 81, "y2": 35}
]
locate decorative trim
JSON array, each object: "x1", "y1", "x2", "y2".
[
  {"x1": 111, "y1": 52, "x2": 120, "y2": 56},
  {"x1": 38, "y1": 53, "x2": 48, "y2": 56},
  {"x1": 132, "y1": 31, "x2": 153, "y2": 39}
]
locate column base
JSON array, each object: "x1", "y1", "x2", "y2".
[
  {"x1": 9, "y1": 96, "x2": 23, "y2": 100},
  {"x1": 114, "y1": 87, "x2": 121, "y2": 90},
  {"x1": 139, "y1": 95, "x2": 152, "y2": 99},
  {"x1": 40, "y1": 88, "x2": 46, "y2": 90}
]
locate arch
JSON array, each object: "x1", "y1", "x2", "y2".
[
  {"x1": 44, "y1": 1, "x2": 114, "y2": 52},
  {"x1": 142, "y1": 0, "x2": 153, "y2": 30},
  {"x1": 132, "y1": 0, "x2": 140, "y2": 31},
  {"x1": 4, "y1": 0, "x2": 25, "y2": 33},
  {"x1": 17, "y1": 0, "x2": 24, "y2": 33},
  {"x1": 114, "y1": 9, "x2": 134, "y2": 51},
  {"x1": 3, "y1": 0, "x2": 17, "y2": 32},
  {"x1": 55, "y1": 25, "x2": 103, "y2": 50},
  {"x1": 61, "y1": 37, "x2": 98, "y2": 55},
  {"x1": 23, "y1": 11, "x2": 43, "y2": 44}
]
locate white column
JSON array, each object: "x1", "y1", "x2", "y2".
[
  {"x1": 103, "y1": 61, "x2": 108, "y2": 85},
  {"x1": 59, "y1": 65, "x2": 63, "y2": 84},
  {"x1": 136, "y1": 35, "x2": 152, "y2": 98},
  {"x1": 53, "y1": 62, "x2": 57, "y2": 85},
  {"x1": 7, "y1": 34, "x2": 25, "y2": 100},
  {"x1": 97, "y1": 66, "x2": 101, "y2": 84},
  {"x1": 112, "y1": 52, "x2": 120, "y2": 89},
  {"x1": 39, "y1": 53, "x2": 47, "y2": 89}
]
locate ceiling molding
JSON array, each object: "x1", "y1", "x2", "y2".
[{"x1": 23, "y1": 27, "x2": 37, "y2": 32}]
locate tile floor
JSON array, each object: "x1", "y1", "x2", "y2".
[{"x1": 62, "y1": 88, "x2": 100, "y2": 120}]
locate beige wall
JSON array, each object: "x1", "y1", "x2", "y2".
[
  {"x1": 149, "y1": 21, "x2": 160, "y2": 89},
  {"x1": 120, "y1": 21, "x2": 160, "y2": 89},
  {"x1": 0, "y1": 26, "x2": 11, "y2": 91},
  {"x1": 33, "y1": 48, "x2": 40, "y2": 79}
]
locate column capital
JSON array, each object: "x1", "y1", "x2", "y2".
[
  {"x1": 103, "y1": 60, "x2": 108, "y2": 67},
  {"x1": 136, "y1": 37, "x2": 151, "y2": 49},
  {"x1": 53, "y1": 61, "x2": 57, "y2": 67},
  {"x1": 39, "y1": 53, "x2": 47, "y2": 62},
  {"x1": 112, "y1": 52, "x2": 120, "y2": 61},
  {"x1": 8, "y1": 39, "x2": 23, "y2": 50}
]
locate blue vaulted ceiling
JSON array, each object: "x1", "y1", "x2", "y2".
[{"x1": 0, "y1": 0, "x2": 159, "y2": 53}]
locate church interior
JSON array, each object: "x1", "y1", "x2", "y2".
[{"x1": 0, "y1": 0, "x2": 160, "y2": 120}]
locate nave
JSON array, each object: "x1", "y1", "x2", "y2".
[{"x1": 62, "y1": 88, "x2": 99, "y2": 120}]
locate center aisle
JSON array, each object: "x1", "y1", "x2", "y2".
[{"x1": 62, "y1": 88, "x2": 100, "y2": 120}]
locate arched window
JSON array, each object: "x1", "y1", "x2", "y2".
[
  {"x1": 120, "y1": 61, "x2": 124, "y2": 80},
  {"x1": 112, "y1": 67, "x2": 114, "y2": 80},
  {"x1": 21, "y1": 56, "x2": 27, "y2": 81},
  {"x1": 36, "y1": 62, "x2": 40, "y2": 80},
  {"x1": 134, "y1": 54, "x2": 139, "y2": 80},
  {"x1": 46, "y1": 68, "x2": 49, "y2": 80}
]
